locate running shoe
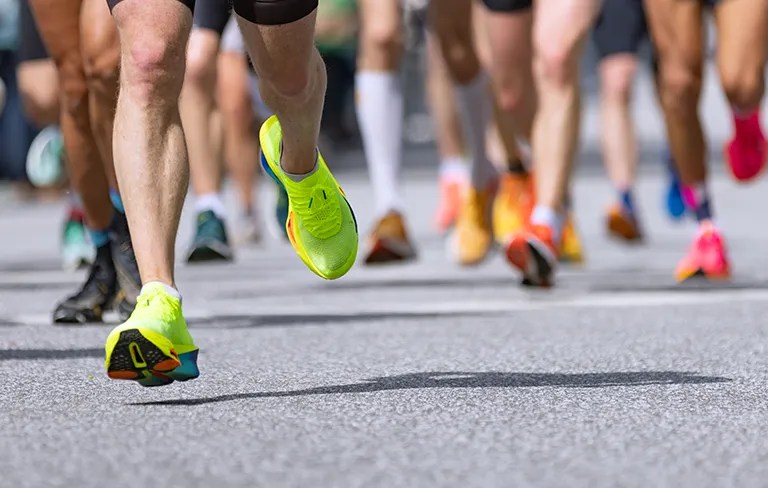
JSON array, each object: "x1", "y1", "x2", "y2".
[
  {"x1": 260, "y1": 115, "x2": 358, "y2": 280},
  {"x1": 26, "y1": 126, "x2": 65, "y2": 188},
  {"x1": 61, "y1": 209, "x2": 94, "y2": 271},
  {"x1": 451, "y1": 184, "x2": 495, "y2": 266},
  {"x1": 505, "y1": 224, "x2": 558, "y2": 287},
  {"x1": 559, "y1": 213, "x2": 584, "y2": 264},
  {"x1": 187, "y1": 210, "x2": 234, "y2": 263},
  {"x1": 235, "y1": 212, "x2": 263, "y2": 246},
  {"x1": 664, "y1": 150, "x2": 686, "y2": 220},
  {"x1": 606, "y1": 203, "x2": 643, "y2": 242},
  {"x1": 434, "y1": 173, "x2": 466, "y2": 234},
  {"x1": 725, "y1": 111, "x2": 766, "y2": 182},
  {"x1": 104, "y1": 283, "x2": 199, "y2": 387},
  {"x1": 109, "y1": 212, "x2": 141, "y2": 321},
  {"x1": 275, "y1": 184, "x2": 289, "y2": 240},
  {"x1": 493, "y1": 171, "x2": 533, "y2": 246},
  {"x1": 364, "y1": 211, "x2": 417, "y2": 264},
  {"x1": 675, "y1": 221, "x2": 731, "y2": 283},
  {"x1": 53, "y1": 244, "x2": 117, "y2": 324}
]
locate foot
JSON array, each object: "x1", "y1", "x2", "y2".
[
  {"x1": 505, "y1": 224, "x2": 558, "y2": 287},
  {"x1": 104, "y1": 283, "x2": 199, "y2": 387},
  {"x1": 61, "y1": 210, "x2": 94, "y2": 271},
  {"x1": 26, "y1": 125, "x2": 65, "y2": 188},
  {"x1": 434, "y1": 173, "x2": 466, "y2": 234},
  {"x1": 675, "y1": 221, "x2": 731, "y2": 283},
  {"x1": 492, "y1": 170, "x2": 533, "y2": 246},
  {"x1": 186, "y1": 210, "x2": 234, "y2": 263},
  {"x1": 364, "y1": 211, "x2": 417, "y2": 265},
  {"x1": 605, "y1": 203, "x2": 643, "y2": 242},
  {"x1": 451, "y1": 184, "x2": 495, "y2": 266},
  {"x1": 109, "y1": 212, "x2": 141, "y2": 321},
  {"x1": 559, "y1": 213, "x2": 584, "y2": 264},
  {"x1": 234, "y1": 212, "x2": 263, "y2": 246},
  {"x1": 726, "y1": 111, "x2": 767, "y2": 182},
  {"x1": 53, "y1": 244, "x2": 116, "y2": 324},
  {"x1": 260, "y1": 115, "x2": 358, "y2": 280}
]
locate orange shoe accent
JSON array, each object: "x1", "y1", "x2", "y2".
[
  {"x1": 364, "y1": 211, "x2": 417, "y2": 265},
  {"x1": 675, "y1": 222, "x2": 731, "y2": 283},
  {"x1": 108, "y1": 371, "x2": 139, "y2": 380},
  {"x1": 559, "y1": 213, "x2": 584, "y2": 264},
  {"x1": 493, "y1": 171, "x2": 533, "y2": 245},
  {"x1": 505, "y1": 224, "x2": 558, "y2": 287},
  {"x1": 606, "y1": 204, "x2": 643, "y2": 242},
  {"x1": 153, "y1": 357, "x2": 182, "y2": 373}
]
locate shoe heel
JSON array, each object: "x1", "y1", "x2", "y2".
[
  {"x1": 105, "y1": 328, "x2": 180, "y2": 381},
  {"x1": 261, "y1": 153, "x2": 283, "y2": 188}
]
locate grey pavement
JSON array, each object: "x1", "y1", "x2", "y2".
[{"x1": 3, "y1": 160, "x2": 768, "y2": 487}]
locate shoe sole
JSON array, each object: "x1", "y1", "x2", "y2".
[
  {"x1": 364, "y1": 237, "x2": 417, "y2": 265},
  {"x1": 676, "y1": 267, "x2": 732, "y2": 284},
  {"x1": 105, "y1": 328, "x2": 199, "y2": 387},
  {"x1": 724, "y1": 141, "x2": 768, "y2": 183},
  {"x1": 506, "y1": 237, "x2": 555, "y2": 287}
]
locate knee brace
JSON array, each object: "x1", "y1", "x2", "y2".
[{"x1": 233, "y1": 0, "x2": 318, "y2": 26}]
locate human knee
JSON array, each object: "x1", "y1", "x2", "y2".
[
  {"x1": 184, "y1": 36, "x2": 218, "y2": 90},
  {"x1": 600, "y1": 66, "x2": 634, "y2": 105},
  {"x1": 83, "y1": 46, "x2": 119, "y2": 95},
  {"x1": 123, "y1": 36, "x2": 187, "y2": 105},
  {"x1": 660, "y1": 66, "x2": 700, "y2": 118},
  {"x1": 359, "y1": 17, "x2": 403, "y2": 69},
  {"x1": 721, "y1": 67, "x2": 764, "y2": 110},
  {"x1": 534, "y1": 42, "x2": 579, "y2": 88},
  {"x1": 53, "y1": 54, "x2": 89, "y2": 114}
]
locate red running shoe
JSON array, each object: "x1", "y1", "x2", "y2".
[
  {"x1": 725, "y1": 111, "x2": 767, "y2": 182},
  {"x1": 675, "y1": 221, "x2": 731, "y2": 283}
]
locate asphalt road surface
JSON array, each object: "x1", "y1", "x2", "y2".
[{"x1": 3, "y1": 158, "x2": 768, "y2": 488}]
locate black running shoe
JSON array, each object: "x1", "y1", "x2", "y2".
[
  {"x1": 53, "y1": 244, "x2": 117, "y2": 324},
  {"x1": 109, "y1": 212, "x2": 141, "y2": 321},
  {"x1": 187, "y1": 210, "x2": 234, "y2": 262}
]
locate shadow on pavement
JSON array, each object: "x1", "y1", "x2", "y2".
[
  {"x1": 134, "y1": 371, "x2": 731, "y2": 407},
  {"x1": 189, "y1": 311, "x2": 498, "y2": 329},
  {"x1": 0, "y1": 348, "x2": 102, "y2": 360}
]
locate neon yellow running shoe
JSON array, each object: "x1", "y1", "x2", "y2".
[
  {"x1": 260, "y1": 115, "x2": 358, "y2": 280},
  {"x1": 104, "y1": 282, "x2": 198, "y2": 387}
]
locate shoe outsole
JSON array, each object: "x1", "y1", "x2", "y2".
[
  {"x1": 187, "y1": 240, "x2": 234, "y2": 263},
  {"x1": 676, "y1": 267, "x2": 732, "y2": 284},
  {"x1": 105, "y1": 329, "x2": 199, "y2": 387},
  {"x1": 53, "y1": 306, "x2": 104, "y2": 325},
  {"x1": 364, "y1": 238, "x2": 417, "y2": 265},
  {"x1": 607, "y1": 212, "x2": 643, "y2": 243}
]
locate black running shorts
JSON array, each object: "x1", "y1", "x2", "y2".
[
  {"x1": 479, "y1": 0, "x2": 533, "y2": 12},
  {"x1": 593, "y1": 0, "x2": 648, "y2": 59},
  {"x1": 193, "y1": 0, "x2": 231, "y2": 35},
  {"x1": 17, "y1": 0, "x2": 49, "y2": 63},
  {"x1": 108, "y1": 0, "x2": 317, "y2": 26}
]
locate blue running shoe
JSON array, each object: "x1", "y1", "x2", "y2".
[{"x1": 664, "y1": 150, "x2": 686, "y2": 220}]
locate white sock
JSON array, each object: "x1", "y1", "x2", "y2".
[
  {"x1": 195, "y1": 193, "x2": 226, "y2": 219},
  {"x1": 531, "y1": 205, "x2": 564, "y2": 244},
  {"x1": 142, "y1": 281, "x2": 181, "y2": 301},
  {"x1": 455, "y1": 72, "x2": 497, "y2": 189},
  {"x1": 356, "y1": 71, "x2": 404, "y2": 216},
  {"x1": 439, "y1": 156, "x2": 469, "y2": 180}
]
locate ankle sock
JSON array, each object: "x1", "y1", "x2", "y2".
[
  {"x1": 195, "y1": 193, "x2": 226, "y2": 219},
  {"x1": 531, "y1": 205, "x2": 564, "y2": 244}
]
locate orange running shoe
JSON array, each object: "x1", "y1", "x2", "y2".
[
  {"x1": 725, "y1": 111, "x2": 766, "y2": 182},
  {"x1": 559, "y1": 212, "x2": 584, "y2": 264},
  {"x1": 364, "y1": 211, "x2": 417, "y2": 265},
  {"x1": 675, "y1": 221, "x2": 731, "y2": 283},
  {"x1": 493, "y1": 171, "x2": 533, "y2": 245},
  {"x1": 505, "y1": 224, "x2": 558, "y2": 287},
  {"x1": 434, "y1": 174, "x2": 466, "y2": 234},
  {"x1": 451, "y1": 184, "x2": 496, "y2": 266},
  {"x1": 605, "y1": 204, "x2": 643, "y2": 242}
]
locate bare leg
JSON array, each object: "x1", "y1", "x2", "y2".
[
  {"x1": 237, "y1": 12, "x2": 324, "y2": 175},
  {"x1": 599, "y1": 54, "x2": 639, "y2": 191},
  {"x1": 29, "y1": 0, "x2": 112, "y2": 229},
  {"x1": 218, "y1": 50, "x2": 259, "y2": 215},
  {"x1": 111, "y1": 0, "x2": 191, "y2": 286},
  {"x1": 80, "y1": 0, "x2": 119, "y2": 190},
  {"x1": 181, "y1": 28, "x2": 224, "y2": 197},
  {"x1": 17, "y1": 60, "x2": 59, "y2": 126}
]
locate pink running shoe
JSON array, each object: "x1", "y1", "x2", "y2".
[
  {"x1": 675, "y1": 221, "x2": 731, "y2": 283},
  {"x1": 725, "y1": 111, "x2": 767, "y2": 182}
]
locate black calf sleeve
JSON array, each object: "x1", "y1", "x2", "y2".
[{"x1": 233, "y1": 0, "x2": 318, "y2": 26}]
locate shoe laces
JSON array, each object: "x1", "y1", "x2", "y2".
[{"x1": 289, "y1": 173, "x2": 342, "y2": 239}]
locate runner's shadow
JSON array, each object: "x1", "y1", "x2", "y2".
[
  {"x1": 133, "y1": 370, "x2": 731, "y2": 407},
  {"x1": 0, "y1": 348, "x2": 102, "y2": 360}
]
